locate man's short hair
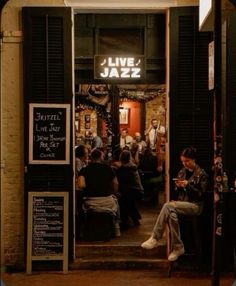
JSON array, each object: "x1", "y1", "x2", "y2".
[
  {"x1": 91, "y1": 148, "x2": 103, "y2": 161},
  {"x1": 75, "y1": 145, "x2": 87, "y2": 158},
  {"x1": 119, "y1": 150, "x2": 131, "y2": 164}
]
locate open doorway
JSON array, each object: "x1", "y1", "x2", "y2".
[
  {"x1": 74, "y1": 83, "x2": 167, "y2": 244},
  {"x1": 73, "y1": 11, "x2": 166, "y2": 248}
]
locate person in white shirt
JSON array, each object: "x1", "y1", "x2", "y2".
[
  {"x1": 133, "y1": 132, "x2": 147, "y2": 154},
  {"x1": 91, "y1": 132, "x2": 103, "y2": 149},
  {"x1": 120, "y1": 129, "x2": 133, "y2": 149}
]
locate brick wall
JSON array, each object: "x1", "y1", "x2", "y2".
[
  {"x1": 1, "y1": 41, "x2": 25, "y2": 268},
  {"x1": 145, "y1": 94, "x2": 166, "y2": 131}
]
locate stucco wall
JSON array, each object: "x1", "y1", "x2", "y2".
[{"x1": 0, "y1": 0, "x2": 199, "y2": 271}]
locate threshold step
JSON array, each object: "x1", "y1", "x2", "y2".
[
  {"x1": 76, "y1": 241, "x2": 166, "y2": 258},
  {"x1": 70, "y1": 257, "x2": 169, "y2": 270}
]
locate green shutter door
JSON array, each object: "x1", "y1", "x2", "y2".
[
  {"x1": 169, "y1": 7, "x2": 214, "y2": 193},
  {"x1": 226, "y1": 11, "x2": 236, "y2": 186},
  {"x1": 22, "y1": 7, "x2": 74, "y2": 260}
]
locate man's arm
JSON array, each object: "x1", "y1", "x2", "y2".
[
  {"x1": 112, "y1": 176, "x2": 119, "y2": 195},
  {"x1": 77, "y1": 175, "x2": 86, "y2": 190}
]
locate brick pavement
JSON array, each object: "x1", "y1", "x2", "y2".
[{"x1": 1, "y1": 270, "x2": 235, "y2": 286}]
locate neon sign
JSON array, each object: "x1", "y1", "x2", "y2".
[{"x1": 94, "y1": 55, "x2": 145, "y2": 80}]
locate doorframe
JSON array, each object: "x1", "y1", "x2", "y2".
[{"x1": 71, "y1": 7, "x2": 170, "y2": 259}]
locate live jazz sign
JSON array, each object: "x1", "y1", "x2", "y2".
[{"x1": 94, "y1": 55, "x2": 145, "y2": 80}]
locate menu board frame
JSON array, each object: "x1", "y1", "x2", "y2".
[
  {"x1": 26, "y1": 192, "x2": 68, "y2": 274},
  {"x1": 29, "y1": 103, "x2": 70, "y2": 164}
]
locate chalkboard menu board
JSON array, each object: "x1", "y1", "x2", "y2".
[
  {"x1": 29, "y1": 103, "x2": 70, "y2": 164},
  {"x1": 27, "y1": 192, "x2": 68, "y2": 274}
]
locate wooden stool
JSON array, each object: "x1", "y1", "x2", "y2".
[{"x1": 84, "y1": 211, "x2": 114, "y2": 241}]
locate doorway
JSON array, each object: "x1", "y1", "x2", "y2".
[
  {"x1": 73, "y1": 11, "x2": 167, "y2": 255},
  {"x1": 74, "y1": 83, "x2": 167, "y2": 244}
]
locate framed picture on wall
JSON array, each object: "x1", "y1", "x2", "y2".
[
  {"x1": 85, "y1": 114, "x2": 91, "y2": 129},
  {"x1": 85, "y1": 114, "x2": 91, "y2": 123},
  {"x1": 119, "y1": 108, "x2": 129, "y2": 124}
]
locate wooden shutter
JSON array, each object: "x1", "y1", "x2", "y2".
[
  {"x1": 22, "y1": 7, "x2": 74, "y2": 259},
  {"x1": 169, "y1": 7, "x2": 214, "y2": 192},
  {"x1": 225, "y1": 11, "x2": 236, "y2": 186}
]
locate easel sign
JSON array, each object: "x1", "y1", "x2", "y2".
[
  {"x1": 29, "y1": 103, "x2": 70, "y2": 164},
  {"x1": 27, "y1": 192, "x2": 68, "y2": 274}
]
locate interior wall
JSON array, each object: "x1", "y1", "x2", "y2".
[
  {"x1": 119, "y1": 101, "x2": 140, "y2": 137},
  {"x1": 145, "y1": 96, "x2": 166, "y2": 131}
]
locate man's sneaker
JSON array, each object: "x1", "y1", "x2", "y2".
[
  {"x1": 141, "y1": 236, "x2": 160, "y2": 249},
  {"x1": 168, "y1": 247, "x2": 185, "y2": 261}
]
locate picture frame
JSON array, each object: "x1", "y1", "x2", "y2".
[{"x1": 119, "y1": 108, "x2": 129, "y2": 124}]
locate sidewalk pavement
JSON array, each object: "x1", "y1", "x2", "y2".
[{"x1": 1, "y1": 270, "x2": 235, "y2": 286}]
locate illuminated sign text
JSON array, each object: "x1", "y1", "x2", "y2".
[{"x1": 94, "y1": 56, "x2": 145, "y2": 80}]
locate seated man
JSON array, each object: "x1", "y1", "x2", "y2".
[
  {"x1": 133, "y1": 132, "x2": 147, "y2": 154},
  {"x1": 75, "y1": 144, "x2": 89, "y2": 239},
  {"x1": 138, "y1": 147, "x2": 162, "y2": 203},
  {"x1": 116, "y1": 150, "x2": 144, "y2": 228},
  {"x1": 120, "y1": 128, "x2": 133, "y2": 149},
  {"x1": 77, "y1": 148, "x2": 120, "y2": 237},
  {"x1": 141, "y1": 147, "x2": 208, "y2": 261},
  {"x1": 75, "y1": 144, "x2": 89, "y2": 175}
]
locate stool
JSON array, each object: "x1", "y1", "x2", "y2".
[
  {"x1": 83, "y1": 211, "x2": 114, "y2": 241},
  {"x1": 168, "y1": 215, "x2": 203, "y2": 277}
]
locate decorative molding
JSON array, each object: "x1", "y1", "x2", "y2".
[{"x1": 67, "y1": 0, "x2": 198, "y2": 11}]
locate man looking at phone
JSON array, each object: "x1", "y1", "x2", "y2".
[{"x1": 141, "y1": 147, "x2": 208, "y2": 261}]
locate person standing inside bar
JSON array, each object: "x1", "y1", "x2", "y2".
[
  {"x1": 91, "y1": 131, "x2": 103, "y2": 149},
  {"x1": 141, "y1": 147, "x2": 208, "y2": 261},
  {"x1": 145, "y1": 119, "x2": 160, "y2": 151}
]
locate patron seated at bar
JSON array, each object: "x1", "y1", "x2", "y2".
[
  {"x1": 116, "y1": 150, "x2": 144, "y2": 229},
  {"x1": 77, "y1": 148, "x2": 121, "y2": 237},
  {"x1": 120, "y1": 128, "x2": 133, "y2": 149},
  {"x1": 141, "y1": 147, "x2": 208, "y2": 261},
  {"x1": 138, "y1": 147, "x2": 163, "y2": 205},
  {"x1": 75, "y1": 144, "x2": 89, "y2": 239},
  {"x1": 133, "y1": 132, "x2": 147, "y2": 154}
]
